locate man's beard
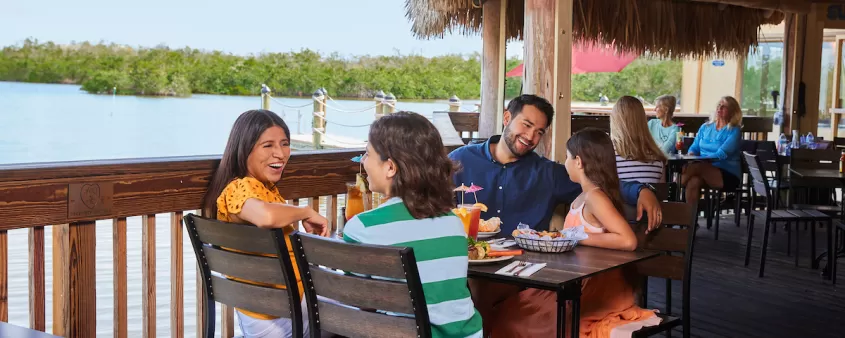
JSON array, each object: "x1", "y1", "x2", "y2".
[{"x1": 502, "y1": 125, "x2": 535, "y2": 157}]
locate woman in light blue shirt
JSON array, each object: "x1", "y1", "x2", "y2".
[
  {"x1": 682, "y1": 96, "x2": 742, "y2": 205},
  {"x1": 647, "y1": 95, "x2": 681, "y2": 154}
]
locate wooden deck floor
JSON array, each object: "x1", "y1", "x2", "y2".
[{"x1": 645, "y1": 213, "x2": 844, "y2": 338}]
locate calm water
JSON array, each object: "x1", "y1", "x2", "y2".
[
  {"x1": 0, "y1": 81, "x2": 479, "y2": 165},
  {"x1": 0, "y1": 81, "x2": 476, "y2": 336}
]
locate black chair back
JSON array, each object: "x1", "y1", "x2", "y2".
[
  {"x1": 633, "y1": 201, "x2": 698, "y2": 338},
  {"x1": 183, "y1": 214, "x2": 303, "y2": 338},
  {"x1": 292, "y1": 232, "x2": 432, "y2": 338}
]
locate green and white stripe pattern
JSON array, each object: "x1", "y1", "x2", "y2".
[{"x1": 343, "y1": 197, "x2": 483, "y2": 338}]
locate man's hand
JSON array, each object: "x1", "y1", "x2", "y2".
[
  {"x1": 302, "y1": 211, "x2": 330, "y2": 237},
  {"x1": 636, "y1": 188, "x2": 662, "y2": 233}
]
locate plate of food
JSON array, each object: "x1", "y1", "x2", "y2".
[
  {"x1": 468, "y1": 238, "x2": 522, "y2": 264},
  {"x1": 476, "y1": 217, "x2": 502, "y2": 239}
]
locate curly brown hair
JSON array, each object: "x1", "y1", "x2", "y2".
[
  {"x1": 368, "y1": 111, "x2": 456, "y2": 219},
  {"x1": 566, "y1": 128, "x2": 624, "y2": 214}
]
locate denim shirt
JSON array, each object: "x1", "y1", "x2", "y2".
[
  {"x1": 449, "y1": 136, "x2": 645, "y2": 234},
  {"x1": 688, "y1": 122, "x2": 742, "y2": 178}
]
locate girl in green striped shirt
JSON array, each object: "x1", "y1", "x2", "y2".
[{"x1": 342, "y1": 111, "x2": 483, "y2": 338}]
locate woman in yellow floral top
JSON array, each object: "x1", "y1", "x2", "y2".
[{"x1": 203, "y1": 109, "x2": 329, "y2": 338}]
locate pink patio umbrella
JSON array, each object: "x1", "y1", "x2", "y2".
[{"x1": 505, "y1": 44, "x2": 638, "y2": 77}]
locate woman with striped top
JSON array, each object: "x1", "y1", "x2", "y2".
[
  {"x1": 342, "y1": 111, "x2": 483, "y2": 338},
  {"x1": 610, "y1": 96, "x2": 667, "y2": 184}
]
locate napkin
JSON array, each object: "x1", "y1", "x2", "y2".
[{"x1": 495, "y1": 261, "x2": 547, "y2": 277}]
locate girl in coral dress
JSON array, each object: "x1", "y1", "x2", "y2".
[{"x1": 561, "y1": 129, "x2": 662, "y2": 338}]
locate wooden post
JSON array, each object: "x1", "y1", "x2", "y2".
[
  {"x1": 780, "y1": 14, "x2": 797, "y2": 133},
  {"x1": 792, "y1": 6, "x2": 824, "y2": 135},
  {"x1": 384, "y1": 93, "x2": 397, "y2": 115},
  {"x1": 29, "y1": 226, "x2": 45, "y2": 331},
  {"x1": 312, "y1": 89, "x2": 325, "y2": 150},
  {"x1": 0, "y1": 230, "x2": 6, "y2": 323},
  {"x1": 261, "y1": 84, "x2": 271, "y2": 110},
  {"x1": 320, "y1": 88, "x2": 328, "y2": 139},
  {"x1": 113, "y1": 218, "x2": 128, "y2": 338},
  {"x1": 449, "y1": 95, "x2": 461, "y2": 112},
  {"x1": 53, "y1": 222, "x2": 96, "y2": 337},
  {"x1": 374, "y1": 90, "x2": 385, "y2": 119},
  {"x1": 524, "y1": 0, "x2": 557, "y2": 158},
  {"x1": 481, "y1": 0, "x2": 508, "y2": 138},
  {"x1": 551, "y1": 0, "x2": 573, "y2": 162},
  {"x1": 142, "y1": 215, "x2": 156, "y2": 338}
]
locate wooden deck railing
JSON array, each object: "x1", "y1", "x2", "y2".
[
  {"x1": 447, "y1": 112, "x2": 775, "y2": 142},
  {"x1": 0, "y1": 148, "x2": 365, "y2": 337}
]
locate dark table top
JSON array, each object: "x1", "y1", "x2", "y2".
[
  {"x1": 468, "y1": 246, "x2": 660, "y2": 290},
  {"x1": 790, "y1": 168, "x2": 845, "y2": 180},
  {"x1": 666, "y1": 154, "x2": 718, "y2": 162}
]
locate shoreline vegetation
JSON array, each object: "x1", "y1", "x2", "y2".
[{"x1": 0, "y1": 39, "x2": 681, "y2": 101}]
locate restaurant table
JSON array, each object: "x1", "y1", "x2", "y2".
[
  {"x1": 788, "y1": 168, "x2": 844, "y2": 279},
  {"x1": 467, "y1": 246, "x2": 660, "y2": 338}
]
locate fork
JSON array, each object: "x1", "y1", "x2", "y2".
[
  {"x1": 512, "y1": 262, "x2": 534, "y2": 276},
  {"x1": 506, "y1": 261, "x2": 527, "y2": 273}
]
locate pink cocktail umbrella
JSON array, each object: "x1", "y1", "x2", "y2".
[{"x1": 466, "y1": 184, "x2": 484, "y2": 204}]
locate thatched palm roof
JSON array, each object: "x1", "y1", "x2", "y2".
[{"x1": 405, "y1": 0, "x2": 787, "y2": 58}]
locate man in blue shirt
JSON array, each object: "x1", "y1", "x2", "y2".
[
  {"x1": 449, "y1": 94, "x2": 662, "y2": 235},
  {"x1": 451, "y1": 94, "x2": 662, "y2": 337}
]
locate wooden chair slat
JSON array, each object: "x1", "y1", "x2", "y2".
[
  {"x1": 634, "y1": 226, "x2": 688, "y2": 253},
  {"x1": 209, "y1": 275, "x2": 292, "y2": 318},
  {"x1": 308, "y1": 266, "x2": 414, "y2": 314},
  {"x1": 649, "y1": 183, "x2": 671, "y2": 202},
  {"x1": 192, "y1": 217, "x2": 277, "y2": 255},
  {"x1": 635, "y1": 255, "x2": 684, "y2": 280},
  {"x1": 297, "y1": 234, "x2": 406, "y2": 279},
  {"x1": 658, "y1": 202, "x2": 697, "y2": 229},
  {"x1": 204, "y1": 246, "x2": 288, "y2": 286},
  {"x1": 790, "y1": 149, "x2": 839, "y2": 170},
  {"x1": 316, "y1": 300, "x2": 418, "y2": 338}
]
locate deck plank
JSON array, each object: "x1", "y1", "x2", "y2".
[{"x1": 643, "y1": 214, "x2": 845, "y2": 338}]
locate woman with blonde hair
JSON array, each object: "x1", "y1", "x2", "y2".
[
  {"x1": 611, "y1": 96, "x2": 667, "y2": 183},
  {"x1": 682, "y1": 96, "x2": 743, "y2": 205},
  {"x1": 648, "y1": 95, "x2": 681, "y2": 154}
]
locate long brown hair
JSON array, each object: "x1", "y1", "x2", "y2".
[
  {"x1": 611, "y1": 96, "x2": 667, "y2": 164},
  {"x1": 203, "y1": 109, "x2": 290, "y2": 216},
  {"x1": 566, "y1": 128, "x2": 624, "y2": 214},
  {"x1": 568, "y1": 129, "x2": 639, "y2": 287},
  {"x1": 368, "y1": 111, "x2": 455, "y2": 219}
]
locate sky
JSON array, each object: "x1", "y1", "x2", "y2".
[{"x1": 1, "y1": 0, "x2": 524, "y2": 58}]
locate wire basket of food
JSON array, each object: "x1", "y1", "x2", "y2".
[{"x1": 511, "y1": 224, "x2": 588, "y2": 253}]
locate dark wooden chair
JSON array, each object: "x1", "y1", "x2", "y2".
[
  {"x1": 743, "y1": 152, "x2": 832, "y2": 277},
  {"x1": 632, "y1": 201, "x2": 698, "y2": 338},
  {"x1": 834, "y1": 223, "x2": 844, "y2": 284},
  {"x1": 789, "y1": 148, "x2": 841, "y2": 215},
  {"x1": 183, "y1": 214, "x2": 304, "y2": 338},
  {"x1": 731, "y1": 140, "x2": 760, "y2": 228},
  {"x1": 621, "y1": 182, "x2": 673, "y2": 222},
  {"x1": 292, "y1": 232, "x2": 431, "y2": 338}
]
